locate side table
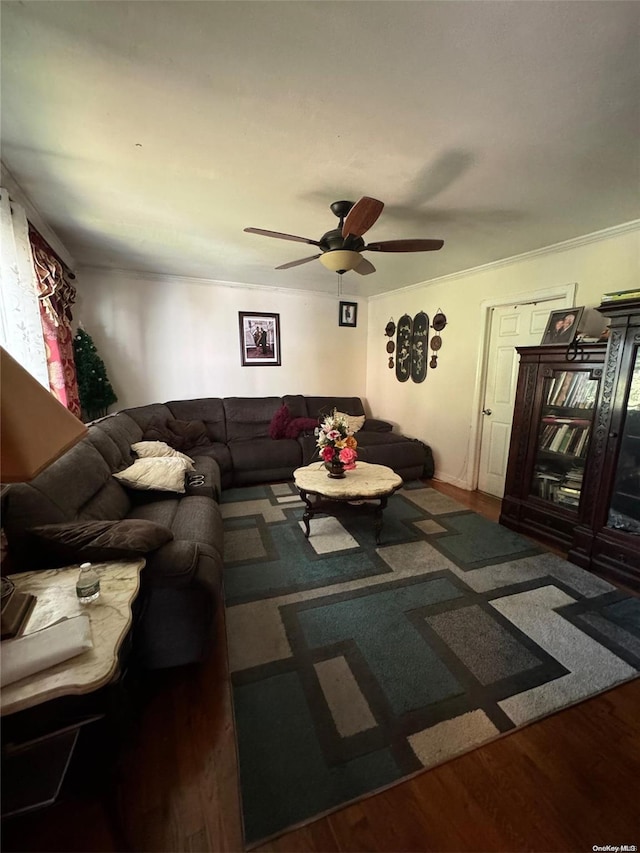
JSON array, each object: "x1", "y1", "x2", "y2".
[
  {"x1": 1, "y1": 558, "x2": 145, "y2": 716},
  {"x1": 1, "y1": 559, "x2": 145, "y2": 818}
]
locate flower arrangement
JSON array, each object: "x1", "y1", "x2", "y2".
[{"x1": 316, "y1": 411, "x2": 358, "y2": 470}]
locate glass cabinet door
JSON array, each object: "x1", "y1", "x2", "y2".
[
  {"x1": 529, "y1": 367, "x2": 599, "y2": 510},
  {"x1": 608, "y1": 346, "x2": 640, "y2": 533}
]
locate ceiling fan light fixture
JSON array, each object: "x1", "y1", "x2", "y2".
[{"x1": 319, "y1": 249, "x2": 362, "y2": 274}]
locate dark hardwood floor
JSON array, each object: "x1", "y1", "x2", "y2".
[{"x1": 3, "y1": 481, "x2": 639, "y2": 852}]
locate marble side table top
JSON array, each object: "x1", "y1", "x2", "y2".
[
  {"x1": 1, "y1": 559, "x2": 145, "y2": 716},
  {"x1": 294, "y1": 461, "x2": 402, "y2": 500}
]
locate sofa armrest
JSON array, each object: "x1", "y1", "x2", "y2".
[
  {"x1": 185, "y1": 457, "x2": 221, "y2": 501},
  {"x1": 362, "y1": 418, "x2": 393, "y2": 433}
]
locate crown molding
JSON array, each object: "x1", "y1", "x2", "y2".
[
  {"x1": 370, "y1": 219, "x2": 640, "y2": 301},
  {"x1": 77, "y1": 265, "x2": 366, "y2": 302},
  {"x1": 0, "y1": 162, "x2": 76, "y2": 270}
]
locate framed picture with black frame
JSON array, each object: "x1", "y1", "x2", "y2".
[
  {"x1": 238, "y1": 312, "x2": 281, "y2": 366},
  {"x1": 339, "y1": 301, "x2": 358, "y2": 328},
  {"x1": 540, "y1": 307, "x2": 584, "y2": 346}
]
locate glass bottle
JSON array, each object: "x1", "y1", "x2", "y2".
[{"x1": 76, "y1": 561, "x2": 100, "y2": 603}]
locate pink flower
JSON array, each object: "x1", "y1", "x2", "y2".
[
  {"x1": 326, "y1": 429, "x2": 341, "y2": 441},
  {"x1": 321, "y1": 446, "x2": 335, "y2": 461},
  {"x1": 339, "y1": 447, "x2": 357, "y2": 469}
]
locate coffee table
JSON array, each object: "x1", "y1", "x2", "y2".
[{"x1": 293, "y1": 461, "x2": 403, "y2": 545}]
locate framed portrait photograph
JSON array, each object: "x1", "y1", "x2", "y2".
[
  {"x1": 339, "y1": 301, "x2": 358, "y2": 328},
  {"x1": 238, "y1": 312, "x2": 281, "y2": 366},
  {"x1": 540, "y1": 306, "x2": 584, "y2": 346}
]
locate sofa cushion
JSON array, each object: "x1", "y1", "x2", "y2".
[
  {"x1": 167, "y1": 398, "x2": 227, "y2": 444},
  {"x1": 143, "y1": 418, "x2": 209, "y2": 452},
  {"x1": 122, "y1": 403, "x2": 174, "y2": 433},
  {"x1": 334, "y1": 411, "x2": 366, "y2": 433},
  {"x1": 305, "y1": 397, "x2": 365, "y2": 420},
  {"x1": 127, "y1": 495, "x2": 223, "y2": 561},
  {"x1": 282, "y1": 395, "x2": 308, "y2": 419},
  {"x1": 356, "y1": 434, "x2": 425, "y2": 474},
  {"x1": 27, "y1": 519, "x2": 174, "y2": 566},
  {"x1": 224, "y1": 397, "x2": 282, "y2": 442},
  {"x1": 228, "y1": 437, "x2": 302, "y2": 484},
  {"x1": 114, "y1": 457, "x2": 193, "y2": 492},
  {"x1": 132, "y1": 441, "x2": 195, "y2": 464},
  {"x1": 128, "y1": 495, "x2": 224, "y2": 585},
  {"x1": 362, "y1": 418, "x2": 393, "y2": 433},
  {"x1": 269, "y1": 404, "x2": 291, "y2": 439},
  {"x1": 92, "y1": 414, "x2": 143, "y2": 464}
]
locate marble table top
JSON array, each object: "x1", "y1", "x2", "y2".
[
  {"x1": 294, "y1": 461, "x2": 403, "y2": 500},
  {"x1": 1, "y1": 559, "x2": 145, "y2": 716}
]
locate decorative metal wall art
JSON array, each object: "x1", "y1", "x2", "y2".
[
  {"x1": 429, "y1": 309, "x2": 447, "y2": 369},
  {"x1": 384, "y1": 318, "x2": 396, "y2": 369},
  {"x1": 384, "y1": 310, "x2": 448, "y2": 379},
  {"x1": 395, "y1": 314, "x2": 413, "y2": 382},
  {"x1": 410, "y1": 311, "x2": 429, "y2": 383}
]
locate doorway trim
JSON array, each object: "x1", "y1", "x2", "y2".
[{"x1": 467, "y1": 282, "x2": 577, "y2": 493}]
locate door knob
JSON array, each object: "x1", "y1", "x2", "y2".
[{"x1": 482, "y1": 408, "x2": 492, "y2": 416}]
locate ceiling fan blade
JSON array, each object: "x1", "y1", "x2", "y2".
[
  {"x1": 365, "y1": 239, "x2": 444, "y2": 253},
  {"x1": 354, "y1": 257, "x2": 376, "y2": 275},
  {"x1": 275, "y1": 254, "x2": 321, "y2": 270},
  {"x1": 244, "y1": 227, "x2": 321, "y2": 246},
  {"x1": 342, "y1": 197, "x2": 384, "y2": 238}
]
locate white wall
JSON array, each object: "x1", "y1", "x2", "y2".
[
  {"x1": 366, "y1": 223, "x2": 640, "y2": 489},
  {"x1": 75, "y1": 269, "x2": 368, "y2": 408}
]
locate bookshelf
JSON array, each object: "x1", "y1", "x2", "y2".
[
  {"x1": 500, "y1": 343, "x2": 606, "y2": 550},
  {"x1": 569, "y1": 298, "x2": 640, "y2": 591}
]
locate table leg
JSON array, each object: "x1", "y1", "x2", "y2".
[
  {"x1": 374, "y1": 496, "x2": 389, "y2": 545},
  {"x1": 300, "y1": 490, "x2": 312, "y2": 538}
]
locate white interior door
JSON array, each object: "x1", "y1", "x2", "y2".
[{"x1": 477, "y1": 300, "x2": 565, "y2": 497}]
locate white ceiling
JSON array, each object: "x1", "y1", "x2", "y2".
[{"x1": 2, "y1": 1, "x2": 639, "y2": 297}]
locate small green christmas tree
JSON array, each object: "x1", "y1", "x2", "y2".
[{"x1": 73, "y1": 327, "x2": 117, "y2": 421}]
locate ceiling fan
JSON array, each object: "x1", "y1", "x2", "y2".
[{"x1": 244, "y1": 197, "x2": 444, "y2": 275}]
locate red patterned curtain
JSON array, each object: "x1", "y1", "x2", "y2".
[{"x1": 29, "y1": 227, "x2": 81, "y2": 418}]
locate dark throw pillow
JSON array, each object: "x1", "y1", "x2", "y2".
[
  {"x1": 28, "y1": 519, "x2": 174, "y2": 568},
  {"x1": 144, "y1": 418, "x2": 209, "y2": 452},
  {"x1": 269, "y1": 404, "x2": 291, "y2": 440},
  {"x1": 284, "y1": 417, "x2": 319, "y2": 439}
]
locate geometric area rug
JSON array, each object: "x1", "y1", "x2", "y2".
[{"x1": 221, "y1": 482, "x2": 640, "y2": 848}]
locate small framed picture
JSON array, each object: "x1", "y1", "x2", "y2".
[
  {"x1": 540, "y1": 307, "x2": 584, "y2": 346},
  {"x1": 239, "y1": 312, "x2": 281, "y2": 366},
  {"x1": 339, "y1": 301, "x2": 358, "y2": 328}
]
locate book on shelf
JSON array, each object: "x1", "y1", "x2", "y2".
[
  {"x1": 601, "y1": 289, "x2": 640, "y2": 303},
  {"x1": 534, "y1": 472, "x2": 563, "y2": 501},
  {"x1": 538, "y1": 419, "x2": 591, "y2": 456},
  {"x1": 549, "y1": 423, "x2": 570, "y2": 452},
  {"x1": 546, "y1": 371, "x2": 597, "y2": 409}
]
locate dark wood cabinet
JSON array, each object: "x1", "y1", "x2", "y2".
[
  {"x1": 500, "y1": 342, "x2": 607, "y2": 550},
  {"x1": 501, "y1": 300, "x2": 640, "y2": 591},
  {"x1": 568, "y1": 299, "x2": 640, "y2": 589}
]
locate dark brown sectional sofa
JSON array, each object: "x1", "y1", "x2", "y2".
[{"x1": 3, "y1": 395, "x2": 433, "y2": 669}]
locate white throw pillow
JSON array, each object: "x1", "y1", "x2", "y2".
[
  {"x1": 334, "y1": 411, "x2": 366, "y2": 434},
  {"x1": 113, "y1": 457, "x2": 192, "y2": 492},
  {"x1": 131, "y1": 440, "x2": 195, "y2": 466}
]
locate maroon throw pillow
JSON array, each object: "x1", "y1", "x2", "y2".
[
  {"x1": 269, "y1": 405, "x2": 291, "y2": 440},
  {"x1": 284, "y1": 417, "x2": 318, "y2": 439}
]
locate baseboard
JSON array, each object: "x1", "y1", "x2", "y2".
[{"x1": 431, "y1": 473, "x2": 473, "y2": 491}]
